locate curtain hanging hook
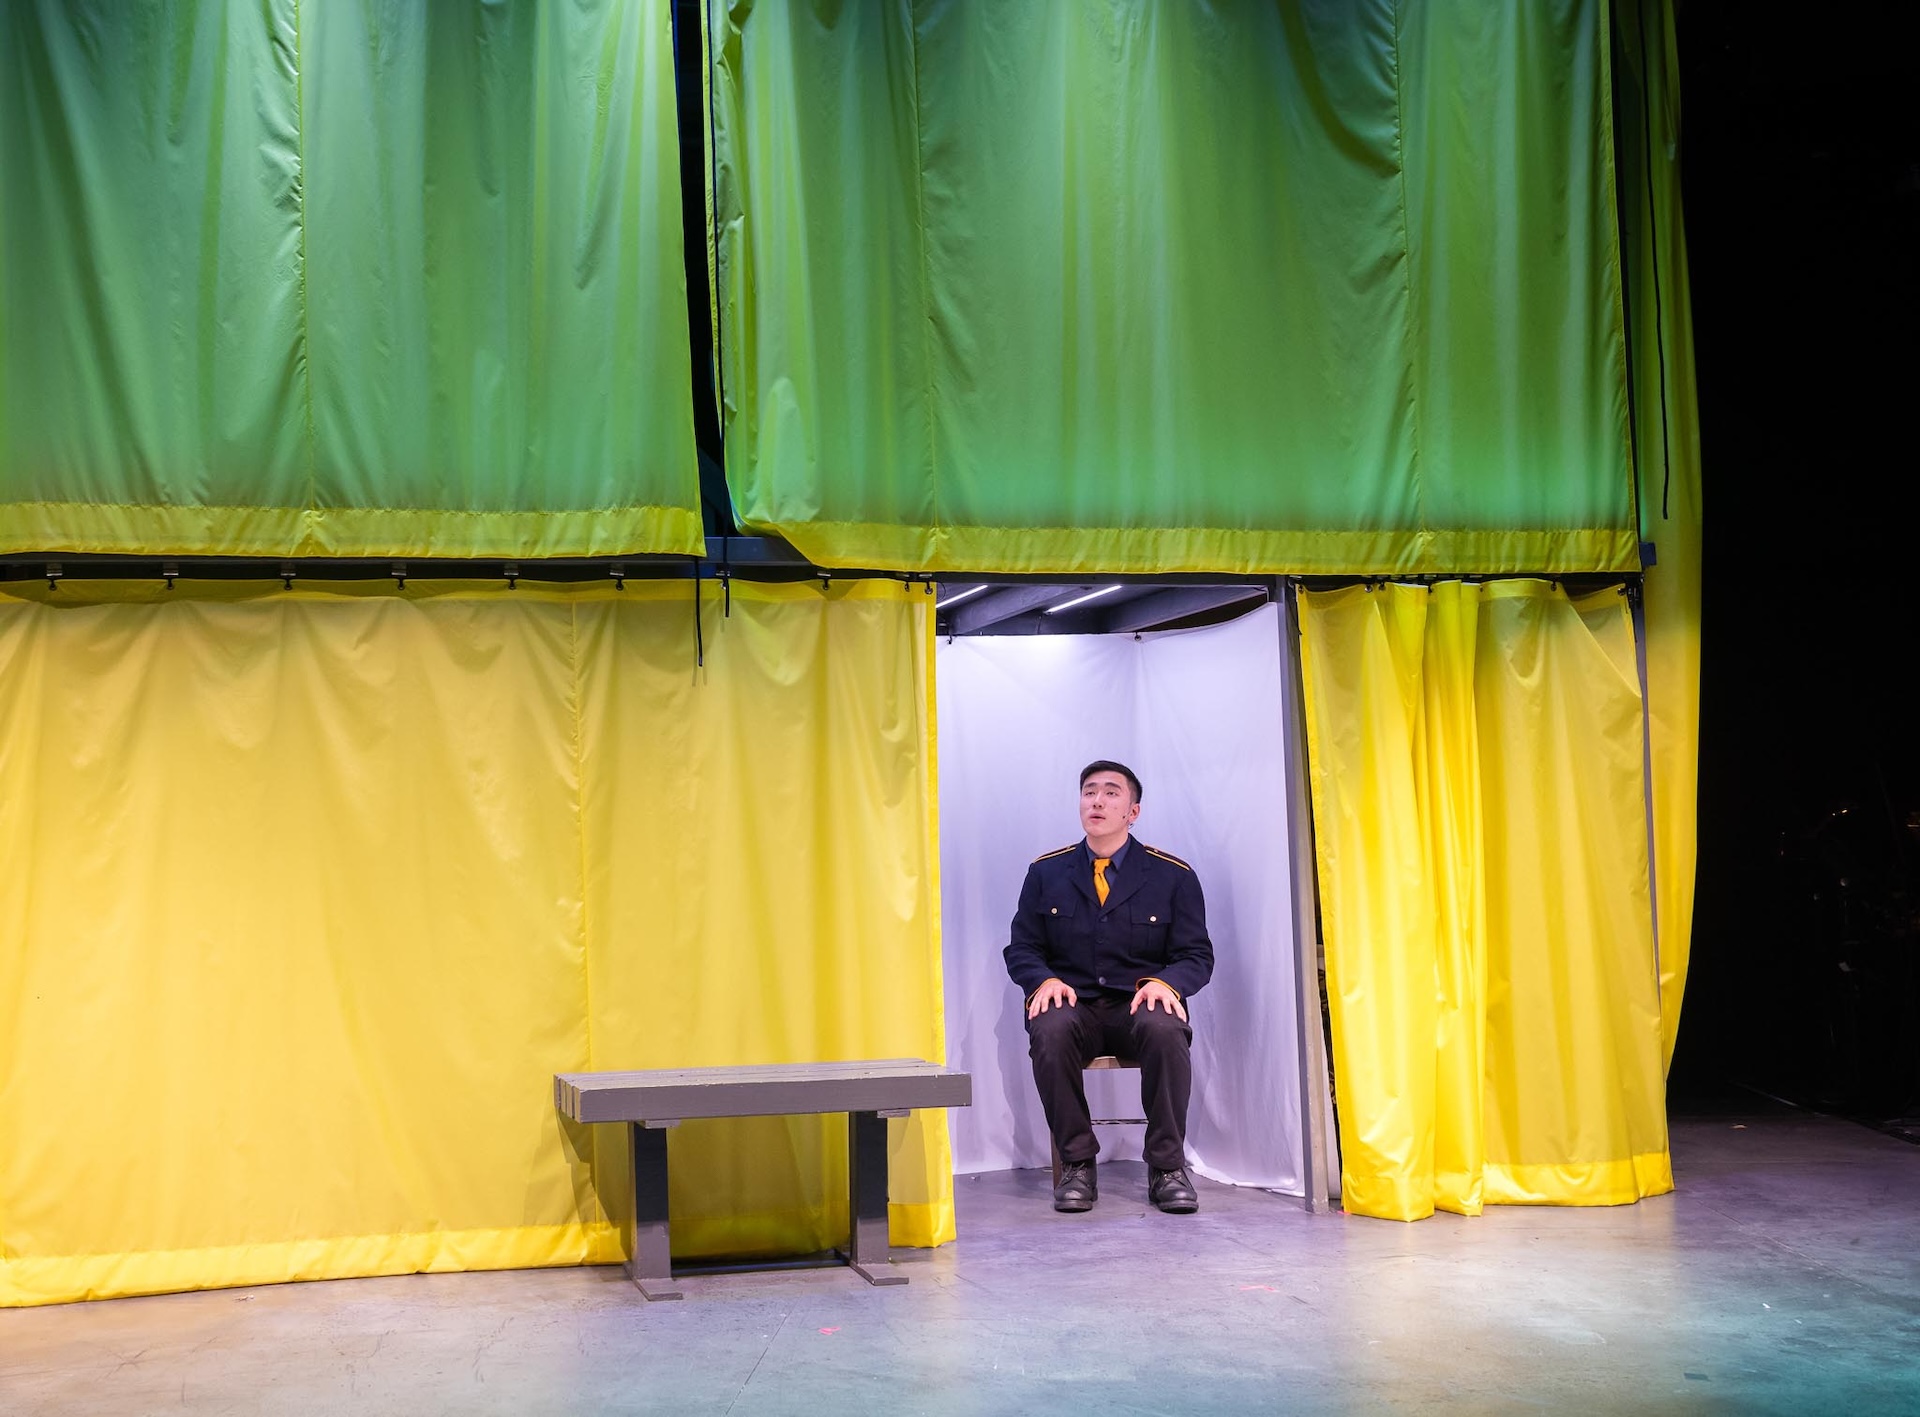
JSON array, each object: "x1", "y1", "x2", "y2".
[
  {"x1": 45, "y1": 562, "x2": 62, "y2": 591},
  {"x1": 504, "y1": 561, "x2": 519, "y2": 590},
  {"x1": 162, "y1": 560, "x2": 178, "y2": 591},
  {"x1": 281, "y1": 561, "x2": 296, "y2": 590},
  {"x1": 392, "y1": 561, "x2": 408, "y2": 591},
  {"x1": 610, "y1": 561, "x2": 626, "y2": 590}
]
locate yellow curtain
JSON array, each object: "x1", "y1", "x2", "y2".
[
  {"x1": 576, "y1": 582, "x2": 952, "y2": 1257},
  {"x1": 0, "y1": 578, "x2": 950, "y2": 1308},
  {"x1": 1299, "y1": 581, "x2": 1670, "y2": 1221}
]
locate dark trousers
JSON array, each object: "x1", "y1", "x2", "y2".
[{"x1": 1025, "y1": 993, "x2": 1193, "y2": 1170}]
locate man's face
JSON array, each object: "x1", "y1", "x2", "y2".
[{"x1": 1079, "y1": 771, "x2": 1140, "y2": 840}]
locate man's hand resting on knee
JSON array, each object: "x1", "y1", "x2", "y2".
[
  {"x1": 1027, "y1": 977, "x2": 1078, "y2": 1018},
  {"x1": 1130, "y1": 978, "x2": 1188, "y2": 1022}
]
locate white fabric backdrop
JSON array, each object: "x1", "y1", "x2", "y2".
[{"x1": 935, "y1": 604, "x2": 1305, "y2": 1192}]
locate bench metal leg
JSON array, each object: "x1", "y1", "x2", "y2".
[
  {"x1": 844, "y1": 1110, "x2": 905, "y2": 1286},
  {"x1": 628, "y1": 1123, "x2": 682, "y2": 1301}
]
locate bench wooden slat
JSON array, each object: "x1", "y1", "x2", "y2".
[{"x1": 554, "y1": 1058, "x2": 971, "y2": 1124}]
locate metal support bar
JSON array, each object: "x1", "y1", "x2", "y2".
[
  {"x1": 628, "y1": 1123, "x2": 682, "y2": 1300},
  {"x1": 1278, "y1": 579, "x2": 1336, "y2": 1213},
  {"x1": 843, "y1": 1110, "x2": 905, "y2": 1286}
]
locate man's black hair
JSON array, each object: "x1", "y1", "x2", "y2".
[{"x1": 1079, "y1": 759, "x2": 1142, "y2": 803}]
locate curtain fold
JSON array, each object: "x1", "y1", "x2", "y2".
[
  {"x1": 1299, "y1": 581, "x2": 1670, "y2": 1221},
  {"x1": 0, "y1": 0, "x2": 701, "y2": 558},
  {"x1": 709, "y1": 0, "x2": 1634, "y2": 574},
  {"x1": 1614, "y1": 0, "x2": 1704, "y2": 1071},
  {"x1": 0, "y1": 578, "x2": 948, "y2": 1308}
]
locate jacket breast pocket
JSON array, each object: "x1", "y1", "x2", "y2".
[
  {"x1": 1041, "y1": 894, "x2": 1082, "y2": 945},
  {"x1": 1131, "y1": 901, "x2": 1172, "y2": 941}
]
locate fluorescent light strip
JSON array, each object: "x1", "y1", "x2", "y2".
[
  {"x1": 1044, "y1": 585, "x2": 1123, "y2": 615},
  {"x1": 935, "y1": 584, "x2": 989, "y2": 610}
]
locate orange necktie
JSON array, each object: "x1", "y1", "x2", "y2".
[{"x1": 1093, "y1": 857, "x2": 1111, "y2": 906}]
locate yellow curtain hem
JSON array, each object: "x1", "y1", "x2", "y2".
[
  {"x1": 890, "y1": 1198, "x2": 955, "y2": 1249},
  {"x1": 1481, "y1": 1151, "x2": 1674, "y2": 1207},
  {"x1": 0, "y1": 502, "x2": 706, "y2": 560},
  {"x1": 1337, "y1": 1179, "x2": 1435, "y2": 1224},
  {"x1": 0, "y1": 1222, "x2": 625, "y2": 1309},
  {"x1": 1433, "y1": 1170, "x2": 1486, "y2": 1218},
  {"x1": 748, "y1": 520, "x2": 1640, "y2": 576}
]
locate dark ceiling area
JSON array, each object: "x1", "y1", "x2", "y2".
[{"x1": 935, "y1": 582, "x2": 1271, "y2": 638}]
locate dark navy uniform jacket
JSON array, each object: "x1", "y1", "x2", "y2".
[{"x1": 1004, "y1": 838, "x2": 1214, "y2": 1003}]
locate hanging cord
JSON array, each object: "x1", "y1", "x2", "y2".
[{"x1": 691, "y1": 559, "x2": 705, "y2": 669}]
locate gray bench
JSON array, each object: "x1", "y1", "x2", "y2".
[{"x1": 554, "y1": 1058, "x2": 972, "y2": 1300}]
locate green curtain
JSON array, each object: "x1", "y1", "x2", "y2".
[
  {"x1": 710, "y1": 0, "x2": 1635, "y2": 574},
  {"x1": 0, "y1": 0, "x2": 702, "y2": 559}
]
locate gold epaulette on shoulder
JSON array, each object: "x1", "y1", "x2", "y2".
[
  {"x1": 1032, "y1": 843, "x2": 1078, "y2": 863},
  {"x1": 1142, "y1": 844, "x2": 1192, "y2": 871}
]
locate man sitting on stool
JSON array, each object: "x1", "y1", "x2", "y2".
[{"x1": 1005, "y1": 760, "x2": 1215, "y2": 1214}]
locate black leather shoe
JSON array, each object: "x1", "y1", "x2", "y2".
[
  {"x1": 1053, "y1": 1160, "x2": 1097, "y2": 1212},
  {"x1": 1150, "y1": 1166, "x2": 1199, "y2": 1213}
]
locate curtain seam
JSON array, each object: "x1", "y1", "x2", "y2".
[
  {"x1": 920, "y1": 593, "x2": 945, "y2": 1067},
  {"x1": 567, "y1": 601, "x2": 596, "y2": 1072},
  {"x1": 1626, "y1": 583, "x2": 1664, "y2": 1047},
  {"x1": 904, "y1": 3, "x2": 942, "y2": 563},
  {"x1": 289, "y1": 0, "x2": 319, "y2": 545},
  {"x1": 1386, "y1": 0, "x2": 1425, "y2": 546}
]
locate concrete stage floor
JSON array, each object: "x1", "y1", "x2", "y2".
[{"x1": 4, "y1": 1106, "x2": 1916, "y2": 1415}]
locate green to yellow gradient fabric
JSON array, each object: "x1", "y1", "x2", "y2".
[
  {"x1": 0, "y1": 1, "x2": 701, "y2": 559},
  {"x1": 709, "y1": 1, "x2": 1635, "y2": 575},
  {"x1": 1615, "y1": 0, "x2": 1703, "y2": 1072},
  {"x1": 1299, "y1": 582, "x2": 1670, "y2": 1221},
  {"x1": 0, "y1": 578, "x2": 948, "y2": 1307}
]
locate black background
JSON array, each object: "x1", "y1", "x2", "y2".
[{"x1": 1672, "y1": 2, "x2": 1920, "y2": 1123}]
